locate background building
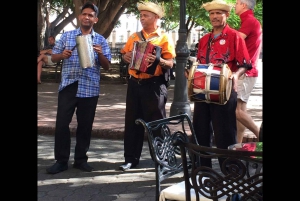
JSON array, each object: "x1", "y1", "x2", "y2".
[
  {"x1": 106, "y1": 13, "x2": 202, "y2": 50},
  {"x1": 53, "y1": 13, "x2": 202, "y2": 50}
]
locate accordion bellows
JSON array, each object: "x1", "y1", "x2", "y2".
[{"x1": 130, "y1": 41, "x2": 162, "y2": 75}]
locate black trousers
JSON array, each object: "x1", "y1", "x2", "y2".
[
  {"x1": 123, "y1": 77, "x2": 167, "y2": 164},
  {"x1": 54, "y1": 81, "x2": 99, "y2": 164},
  {"x1": 193, "y1": 89, "x2": 237, "y2": 168}
]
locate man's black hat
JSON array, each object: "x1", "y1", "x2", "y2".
[{"x1": 81, "y1": 1, "x2": 99, "y2": 16}]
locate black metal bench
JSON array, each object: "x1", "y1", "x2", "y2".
[
  {"x1": 172, "y1": 133, "x2": 263, "y2": 201},
  {"x1": 110, "y1": 48, "x2": 122, "y2": 64},
  {"x1": 42, "y1": 60, "x2": 62, "y2": 83},
  {"x1": 135, "y1": 113, "x2": 198, "y2": 201},
  {"x1": 109, "y1": 47, "x2": 129, "y2": 83},
  {"x1": 119, "y1": 59, "x2": 129, "y2": 83}
]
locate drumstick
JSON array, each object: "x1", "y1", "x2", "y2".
[
  {"x1": 185, "y1": 67, "x2": 189, "y2": 74},
  {"x1": 71, "y1": 45, "x2": 77, "y2": 51}
]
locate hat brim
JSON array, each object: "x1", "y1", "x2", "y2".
[
  {"x1": 137, "y1": 2, "x2": 164, "y2": 19},
  {"x1": 202, "y1": 2, "x2": 232, "y2": 12}
]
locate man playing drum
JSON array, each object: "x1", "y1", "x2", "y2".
[{"x1": 187, "y1": 0, "x2": 252, "y2": 170}]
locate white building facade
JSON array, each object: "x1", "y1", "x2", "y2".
[
  {"x1": 54, "y1": 13, "x2": 202, "y2": 50},
  {"x1": 106, "y1": 13, "x2": 201, "y2": 50}
]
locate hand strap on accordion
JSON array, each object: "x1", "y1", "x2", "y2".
[{"x1": 136, "y1": 31, "x2": 159, "y2": 42}]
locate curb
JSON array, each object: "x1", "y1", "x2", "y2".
[
  {"x1": 37, "y1": 125, "x2": 257, "y2": 142},
  {"x1": 37, "y1": 127, "x2": 151, "y2": 141}
]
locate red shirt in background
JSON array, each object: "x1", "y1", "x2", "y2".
[{"x1": 239, "y1": 9, "x2": 262, "y2": 77}]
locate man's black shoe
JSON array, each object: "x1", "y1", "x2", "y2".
[
  {"x1": 73, "y1": 162, "x2": 94, "y2": 172},
  {"x1": 46, "y1": 162, "x2": 68, "y2": 174},
  {"x1": 119, "y1": 163, "x2": 138, "y2": 171}
]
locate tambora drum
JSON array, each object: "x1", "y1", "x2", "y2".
[{"x1": 187, "y1": 63, "x2": 232, "y2": 105}]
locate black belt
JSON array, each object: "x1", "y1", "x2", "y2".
[{"x1": 129, "y1": 75, "x2": 162, "y2": 85}]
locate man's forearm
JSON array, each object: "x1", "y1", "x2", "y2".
[
  {"x1": 51, "y1": 54, "x2": 63, "y2": 63},
  {"x1": 98, "y1": 53, "x2": 110, "y2": 70},
  {"x1": 235, "y1": 67, "x2": 247, "y2": 78},
  {"x1": 40, "y1": 49, "x2": 52, "y2": 55}
]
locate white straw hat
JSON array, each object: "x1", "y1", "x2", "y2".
[
  {"x1": 201, "y1": 0, "x2": 233, "y2": 12},
  {"x1": 137, "y1": 1, "x2": 165, "y2": 19}
]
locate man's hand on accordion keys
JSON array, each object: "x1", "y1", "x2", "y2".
[{"x1": 146, "y1": 53, "x2": 156, "y2": 68}]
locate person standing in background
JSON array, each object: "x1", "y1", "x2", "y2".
[
  {"x1": 46, "y1": 1, "x2": 111, "y2": 174},
  {"x1": 234, "y1": 0, "x2": 262, "y2": 143},
  {"x1": 119, "y1": 1, "x2": 176, "y2": 171}
]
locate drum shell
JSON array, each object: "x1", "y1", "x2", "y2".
[
  {"x1": 76, "y1": 35, "x2": 95, "y2": 68},
  {"x1": 187, "y1": 63, "x2": 232, "y2": 105}
]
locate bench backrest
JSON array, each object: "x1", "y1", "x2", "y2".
[
  {"x1": 135, "y1": 113, "x2": 198, "y2": 201},
  {"x1": 174, "y1": 134, "x2": 263, "y2": 201},
  {"x1": 42, "y1": 60, "x2": 62, "y2": 83}
]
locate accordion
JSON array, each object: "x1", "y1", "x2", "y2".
[{"x1": 130, "y1": 41, "x2": 162, "y2": 75}]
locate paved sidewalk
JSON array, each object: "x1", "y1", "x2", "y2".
[
  {"x1": 38, "y1": 59, "x2": 262, "y2": 140},
  {"x1": 38, "y1": 60, "x2": 262, "y2": 200},
  {"x1": 38, "y1": 135, "x2": 163, "y2": 201}
]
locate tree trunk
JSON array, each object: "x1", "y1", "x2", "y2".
[
  {"x1": 93, "y1": 0, "x2": 128, "y2": 38},
  {"x1": 37, "y1": 0, "x2": 46, "y2": 52},
  {"x1": 38, "y1": 0, "x2": 131, "y2": 47}
]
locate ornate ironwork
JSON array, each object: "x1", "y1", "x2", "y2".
[
  {"x1": 174, "y1": 135, "x2": 263, "y2": 201},
  {"x1": 135, "y1": 113, "x2": 198, "y2": 201}
]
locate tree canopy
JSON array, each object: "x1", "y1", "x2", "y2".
[{"x1": 38, "y1": 0, "x2": 262, "y2": 49}]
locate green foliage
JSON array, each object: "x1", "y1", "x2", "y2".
[
  {"x1": 42, "y1": 0, "x2": 262, "y2": 41},
  {"x1": 158, "y1": 0, "x2": 263, "y2": 32},
  {"x1": 48, "y1": 0, "x2": 74, "y2": 15},
  {"x1": 255, "y1": 142, "x2": 263, "y2": 152}
]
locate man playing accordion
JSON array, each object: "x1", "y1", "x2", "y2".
[{"x1": 119, "y1": 1, "x2": 176, "y2": 171}]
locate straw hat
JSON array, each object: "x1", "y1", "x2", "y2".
[
  {"x1": 201, "y1": 0, "x2": 233, "y2": 12},
  {"x1": 137, "y1": 1, "x2": 165, "y2": 19}
]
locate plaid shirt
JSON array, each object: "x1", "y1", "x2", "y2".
[{"x1": 52, "y1": 28, "x2": 111, "y2": 97}]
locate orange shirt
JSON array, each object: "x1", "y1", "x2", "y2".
[{"x1": 120, "y1": 28, "x2": 176, "y2": 79}]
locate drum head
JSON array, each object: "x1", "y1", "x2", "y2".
[
  {"x1": 219, "y1": 64, "x2": 232, "y2": 104},
  {"x1": 187, "y1": 65, "x2": 196, "y2": 101},
  {"x1": 224, "y1": 64, "x2": 232, "y2": 102},
  {"x1": 226, "y1": 79, "x2": 232, "y2": 101},
  {"x1": 220, "y1": 64, "x2": 232, "y2": 104}
]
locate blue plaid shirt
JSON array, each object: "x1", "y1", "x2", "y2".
[{"x1": 52, "y1": 28, "x2": 111, "y2": 97}]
